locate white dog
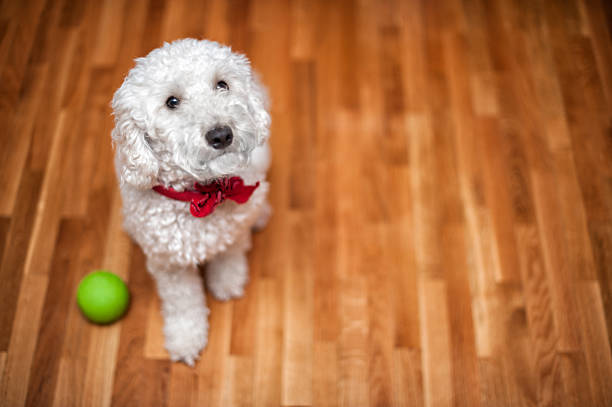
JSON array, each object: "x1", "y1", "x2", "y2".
[{"x1": 111, "y1": 39, "x2": 271, "y2": 365}]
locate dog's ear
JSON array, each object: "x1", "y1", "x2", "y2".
[
  {"x1": 247, "y1": 73, "x2": 271, "y2": 144},
  {"x1": 111, "y1": 86, "x2": 159, "y2": 189}
]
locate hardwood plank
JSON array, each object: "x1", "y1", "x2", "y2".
[
  {"x1": 516, "y1": 226, "x2": 565, "y2": 406},
  {"x1": 0, "y1": 169, "x2": 43, "y2": 351},
  {"x1": 60, "y1": 67, "x2": 110, "y2": 216},
  {"x1": 531, "y1": 168, "x2": 582, "y2": 352},
  {"x1": 0, "y1": 352, "x2": 6, "y2": 391},
  {"x1": 391, "y1": 348, "x2": 424, "y2": 407},
  {"x1": 313, "y1": 159, "x2": 340, "y2": 343},
  {"x1": 227, "y1": 0, "x2": 251, "y2": 54},
  {"x1": 26, "y1": 30, "x2": 81, "y2": 173},
  {"x1": 288, "y1": 61, "x2": 316, "y2": 210},
  {"x1": 202, "y1": 0, "x2": 229, "y2": 45},
  {"x1": 583, "y1": 0, "x2": 612, "y2": 108},
  {"x1": 224, "y1": 355, "x2": 254, "y2": 407},
  {"x1": 479, "y1": 118, "x2": 522, "y2": 283},
  {"x1": 196, "y1": 300, "x2": 233, "y2": 407},
  {"x1": 589, "y1": 223, "x2": 612, "y2": 351},
  {"x1": 252, "y1": 278, "x2": 282, "y2": 407},
  {"x1": 139, "y1": 0, "x2": 166, "y2": 57},
  {"x1": 388, "y1": 189, "x2": 420, "y2": 349},
  {"x1": 0, "y1": 217, "x2": 9, "y2": 269},
  {"x1": 167, "y1": 363, "x2": 198, "y2": 407},
  {"x1": 92, "y1": 0, "x2": 125, "y2": 67},
  {"x1": 365, "y1": 226, "x2": 393, "y2": 407},
  {"x1": 418, "y1": 278, "x2": 452, "y2": 407},
  {"x1": 51, "y1": 357, "x2": 87, "y2": 407},
  {"x1": 312, "y1": 341, "x2": 338, "y2": 407},
  {"x1": 398, "y1": 0, "x2": 427, "y2": 113},
  {"x1": 0, "y1": 63, "x2": 47, "y2": 216},
  {"x1": 443, "y1": 225, "x2": 481, "y2": 407},
  {"x1": 289, "y1": 0, "x2": 318, "y2": 61},
  {"x1": 0, "y1": 272, "x2": 49, "y2": 407},
  {"x1": 478, "y1": 358, "x2": 509, "y2": 406},
  {"x1": 82, "y1": 324, "x2": 124, "y2": 407},
  {"x1": 25, "y1": 219, "x2": 85, "y2": 407},
  {"x1": 559, "y1": 351, "x2": 595, "y2": 407},
  {"x1": 0, "y1": 0, "x2": 46, "y2": 98},
  {"x1": 338, "y1": 274, "x2": 369, "y2": 407},
  {"x1": 228, "y1": 265, "x2": 258, "y2": 356},
  {"x1": 576, "y1": 282, "x2": 612, "y2": 406},
  {"x1": 281, "y1": 214, "x2": 314, "y2": 406},
  {"x1": 23, "y1": 110, "x2": 71, "y2": 281}
]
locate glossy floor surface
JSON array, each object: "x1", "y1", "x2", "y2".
[{"x1": 1, "y1": 0, "x2": 612, "y2": 406}]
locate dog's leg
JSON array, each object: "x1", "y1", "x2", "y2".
[
  {"x1": 148, "y1": 258, "x2": 209, "y2": 366},
  {"x1": 205, "y1": 236, "x2": 251, "y2": 301}
]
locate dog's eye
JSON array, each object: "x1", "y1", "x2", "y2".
[
  {"x1": 166, "y1": 96, "x2": 180, "y2": 109},
  {"x1": 215, "y1": 80, "x2": 229, "y2": 91}
]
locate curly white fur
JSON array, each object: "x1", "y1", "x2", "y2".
[{"x1": 112, "y1": 39, "x2": 271, "y2": 365}]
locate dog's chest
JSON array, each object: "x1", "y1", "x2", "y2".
[{"x1": 120, "y1": 182, "x2": 268, "y2": 265}]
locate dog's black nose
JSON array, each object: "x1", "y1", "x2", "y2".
[{"x1": 205, "y1": 126, "x2": 233, "y2": 149}]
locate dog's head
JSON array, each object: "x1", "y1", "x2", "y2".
[{"x1": 112, "y1": 39, "x2": 270, "y2": 189}]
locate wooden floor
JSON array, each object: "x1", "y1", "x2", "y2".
[{"x1": 1, "y1": 0, "x2": 612, "y2": 406}]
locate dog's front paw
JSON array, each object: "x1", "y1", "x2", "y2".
[
  {"x1": 163, "y1": 309, "x2": 209, "y2": 366},
  {"x1": 206, "y1": 252, "x2": 248, "y2": 301}
]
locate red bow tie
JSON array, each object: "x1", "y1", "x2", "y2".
[{"x1": 153, "y1": 177, "x2": 260, "y2": 218}]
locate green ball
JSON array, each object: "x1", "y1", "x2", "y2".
[{"x1": 77, "y1": 270, "x2": 130, "y2": 324}]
